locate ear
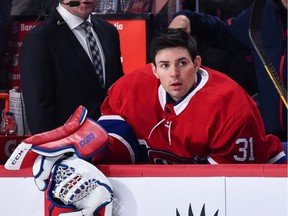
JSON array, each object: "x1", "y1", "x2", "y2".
[
  {"x1": 193, "y1": 55, "x2": 202, "y2": 69},
  {"x1": 151, "y1": 63, "x2": 159, "y2": 79}
]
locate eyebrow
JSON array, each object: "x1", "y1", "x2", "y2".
[
  {"x1": 158, "y1": 60, "x2": 169, "y2": 64},
  {"x1": 158, "y1": 57, "x2": 188, "y2": 64},
  {"x1": 176, "y1": 57, "x2": 189, "y2": 62}
]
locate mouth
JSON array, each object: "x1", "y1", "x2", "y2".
[
  {"x1": 170, "y1": 82, "x2": 183, "y2": 91},
  {"x1": 171, "y1": 82, "x2": 182, "y2": 87}
]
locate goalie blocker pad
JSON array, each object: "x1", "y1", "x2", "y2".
[
  {"x1": 31, "y1": 118, "x2": 108, "y2": 158},
  {"x1": 5, "y1": 106, "x2": 109, "y2": 170}
]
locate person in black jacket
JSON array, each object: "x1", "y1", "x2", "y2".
[{"x1": 20, "y1": 0, "x2": 124, "y2": 134}]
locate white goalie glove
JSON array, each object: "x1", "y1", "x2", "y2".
[{"x1": 38, "y1": 154, "x2": 113, "y2": 216}]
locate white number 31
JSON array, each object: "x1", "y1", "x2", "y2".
[{"x1": 234, "y1": 137, "x2": 255, "y2": 162}]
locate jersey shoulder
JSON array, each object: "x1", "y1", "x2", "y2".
[{"x1": 112, "y1": 63, "x2": 158, "y2": 91}]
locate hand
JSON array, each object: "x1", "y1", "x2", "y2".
[{"x1": 169, "y1": 15, "x2": 191, "y2": 33}]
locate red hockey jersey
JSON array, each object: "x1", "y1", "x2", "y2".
[{"x1": 97, "y1": 64, "x2": 285, "y2": 164}]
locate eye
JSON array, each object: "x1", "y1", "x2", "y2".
[
  {"x1": 176, "y1": 60, "x2": 188, "y2": 67},
  {"x1": 159, "y1": 63, "x2": 169, "y2": 69}
]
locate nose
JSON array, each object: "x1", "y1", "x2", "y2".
[{"x1": 170, "y1": 65, "x2": 180, "y2": 77}]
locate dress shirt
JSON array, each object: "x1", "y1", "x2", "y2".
[{"x1": 56, "y1": 4, "x2": 106, "y2": 84}]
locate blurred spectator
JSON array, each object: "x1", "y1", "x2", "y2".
[
  {"x1": 151, "y1": 0, "x2": 183, "y2": 31},
  {"x1": 182, "y1": 0, "x2": 257, "y2": 96},
  {"x1": 169, "y1": 0, "x2": 287, "y2": 140},
  {"x1": 11, "y1": 0, "x2": 56, "y2": 16},
  {"x1": 124, "y1": 0, "x2": 152, "y2": 13}
]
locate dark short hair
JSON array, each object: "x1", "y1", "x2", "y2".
[{"x1": 149, "y1": 28, "x2": 198, "y2": 65}]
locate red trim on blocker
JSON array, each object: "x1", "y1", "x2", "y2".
[{"x1": 1, "y1": 164, "x2": 286, "y2": 178}]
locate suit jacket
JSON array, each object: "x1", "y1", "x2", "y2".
[{"x1": 20, "y1": 10, "x2": 124, "y2": 134}]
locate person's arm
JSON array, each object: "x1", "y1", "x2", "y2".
[
  {"x1": 95, "y1": 64, "x2": 157, "y2": 165},
  {"x1": 20, "y1": 28, "x2": 56, "y2": 134},
  {"x1": 169, "y1": 14, "x2": 191, "y2": 33},
  {"x1": 95, "y1": 80, "x2": 142, "y2": 164},
  {"x1": 96, "y1": 114, "x2": 141, "y2": 164},
  {"x1": 169, "y1": 5, "x2": 253, "y2": 51}
]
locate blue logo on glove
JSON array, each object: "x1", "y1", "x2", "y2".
[{"x1": 79, "y1": 133, "x2": 95, "y2": 147}]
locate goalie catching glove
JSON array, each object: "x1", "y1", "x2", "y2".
[
  {"x1": 46, "y1": 154, "x2": 113, "y2": 216},
  {"x1": 4, "y1": 106, "x2": 113, "y2": 216}
]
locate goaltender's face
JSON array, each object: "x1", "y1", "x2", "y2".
[
  {"x1": 61, "y1": 0, "x2": 97, "y2": 20},
  {"x1": 152, "y1": 47, "x2": 201, "y2": 102}
]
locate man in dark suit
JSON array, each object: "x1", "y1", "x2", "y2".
[{"x1": 20, "y1": 0, "x2": 124, "y2": 134}]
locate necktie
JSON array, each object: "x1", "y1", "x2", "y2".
[{"x1": 80, "y1": 21, "x2": 104, "y2": 86}]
